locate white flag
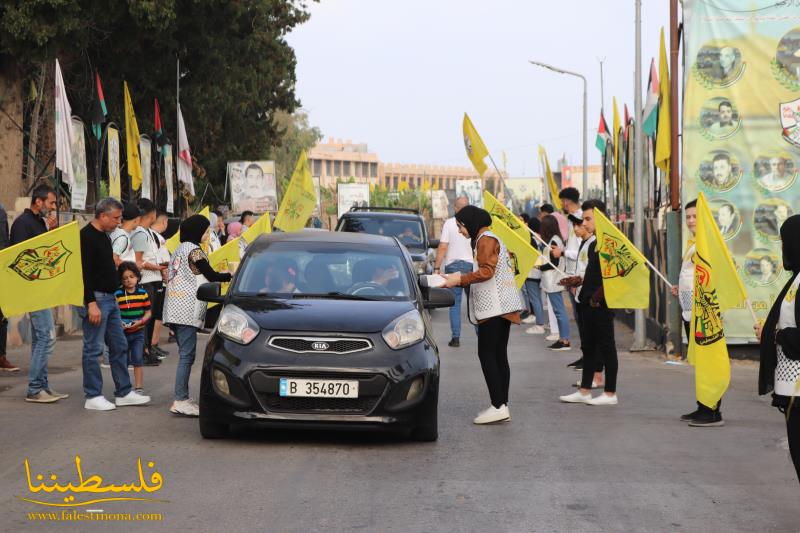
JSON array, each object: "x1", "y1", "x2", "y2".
[
  {"x1": 54, "y1": 59, "x2": 75, "y2": 186},
  {"x1": 176, "y1": 104, "x2": 195, "y2": 196}
]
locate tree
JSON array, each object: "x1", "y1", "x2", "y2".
[{"x1": 0, "y1": 0, "x2": 315, "y2": 205}]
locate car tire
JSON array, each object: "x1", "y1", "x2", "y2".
[
  {"x1": 410, "y1": 400, "x2": 438, "y2": 442},
  {"x1": 199, "y1": 413, "x2": 229, "y2": 439}
]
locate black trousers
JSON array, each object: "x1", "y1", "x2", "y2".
[
  {"x1": 579, "y1": 305, "x2": 618, "y2": 392},
  {"x1": 141, "y1": 281, "x2": 162, "y2": 350},
  {"x1": 477, "y1": 316, "x2": 512, "y2": 408},
  {"x1": 787, "y1": 400, "x2": 800, "y2": 484},
  {"x1": 575, "y1": 305, "x2": 604, "y2": 372}
]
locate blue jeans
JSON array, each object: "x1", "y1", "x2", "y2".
[
  {"x1": 81, "y1": 292, "x2": 131, "y2": 398},
  {"x1": 445, "y1": 260, "x2": 474, "y2": 339},
  {"x1": 126, "y1": 329, "x2": 145, "y2": 367},
  {"x1": 28, "y1": 309, "x2": 55, "y2": 395},
  {"x1": 174, "y1": 325, "x2": 198, "y2": 401},
  {"x1": 546, "y1": 291, "x2": 570, "y2": 341},
  {"x1": 523, "y1": 279, "x2": 545, "y2": 326}
]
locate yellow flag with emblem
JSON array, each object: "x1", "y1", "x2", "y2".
[
  {"x1": 688, "y1": 192, "x2": 747, "y2": 409},
  {"x1": 0, "y1": 221, "x2": 83, "y2": 316},
  {"x1": 462, "y1": 113, "x2": 489, "y2": 177},
  {"x1": 488, "y1": 217, "x2": 540, "y2": 290},
  {"x1": 483, "y1": 191, "x2": 530, "y2": 242},
  {"x1": 124, "y1": 81, "x2": 143, "y2": 191},
  {"x1": 241, "y1": 211, "x2": 272, "y2": 244},
  {"x1": 273, "y1": 150, "x2": 316, "y2": 232},
  {"x1": 166, "y1": 206, "x2": 210, "y2": 253},
  {"x1": 206, "y1": 236, "x2": 242, "y2": 307},
  {"x1": 593, "y1": 208, "x2": 650, "y2": 309},
  {"x1": 538, "y1": 146, "x2": 562, "y2": 211}
]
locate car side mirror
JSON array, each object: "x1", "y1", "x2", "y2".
[
  {"x1": 422, "y1": 287, "x2": 455, "y2": 309},
  {"x1": 428, "y1": 239, "x2": 439, "y2": 249},
  {"x1": 197, "y1": 282, "x2": 224, "y2": 303}
]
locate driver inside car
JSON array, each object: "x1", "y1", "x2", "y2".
[
  {"x1": 397, "y1": 226, "x2": 422, "y2": 244},
  {"x1": 261, "y1": 259, "x2": 299, "y2": 294}
]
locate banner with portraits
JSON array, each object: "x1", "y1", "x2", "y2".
[
  {"x1": 227, "y1": 161, "x2": 277, "y2": 213},
  {"x1": 683, "y1": 1, "x2": 800, "y2": 340},
  {"x1": 164, "y1": 144, "x2": 175, "y2": 214},
  {"x1": 455, "y1": 179, "x2": 483, "y2": 208},
  {"x1": 431, "y1": 190, "x2": 449, "y2": 219},
  {"x1": 337, "y1": 183, "x2": 370, "y2": 218},
  {"x1": 70, "y1": 117, "x2": 88, "y2": 210},
  {"x1": 139, "y1": 136, "x2": 152, "y2": 200},
  {"x1": 107, "y1": 126, "x2": 121, "y2": 200}
]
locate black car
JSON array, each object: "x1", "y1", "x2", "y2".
[
  {"x1": 335, "y1": 207, "x2": 437, "y2": 275},
  {"x1": 196, "y1": 231, "x2": 454, "y2": 441}
]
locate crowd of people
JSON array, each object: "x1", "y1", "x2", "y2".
[{"x1": 0, "y1": 183, "x2": 797, "y2": 483}]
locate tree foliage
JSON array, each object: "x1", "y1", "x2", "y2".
[{"x1": 0, "y1": 0, "x2": 315, "y2": 199}]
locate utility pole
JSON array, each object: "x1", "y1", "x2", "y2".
[
  {"x1": 598, "y1": 57, "x2": 606, "y2": 112},
  {"x1": 632, "y1": 0, "x2": 647, "y2": 350}
]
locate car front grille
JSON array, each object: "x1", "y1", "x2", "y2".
[
  {"x1": 267, "y1": 336, "x2": 372, "y2": 355},
  {"x1": 249, "y1": 370, "x2": 388, "y2": 415}
]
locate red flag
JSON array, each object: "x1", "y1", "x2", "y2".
[{"x1": 154, "y1": 98, "x2": 162, "y2": 135}]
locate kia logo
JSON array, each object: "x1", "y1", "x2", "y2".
[{"x1": 311, "y1": 342, "x2": 330, "y2": 351}]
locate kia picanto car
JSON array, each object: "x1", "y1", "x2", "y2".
[{"x1": 196, "y1": 231, "x2": 454, "y2": 441}]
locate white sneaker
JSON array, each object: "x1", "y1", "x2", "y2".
[
  {"x1": 115, "y1": 391, "x2": 151, "y2": 406},
  {"x1": 170, "y1": 399, "x2": 200, "y2": 417},
  {"x1": 100, "y1": 362, "x2": 110, "y2": 369},
  {"x1": 588, "y1": 394, "x2": 618, "y2": 406},
  {"x1": 84, "y1": 396, "x2": 116, "y2": 411},
  {"x1": 473, "y1": 404, "x2": 511, "y2": 424},
  {"x1": 521, "y1": 315, "x2": 537, "y2": 324},
  {"x1": 559, "y1": 391, "x2": 592, "y2": 404},
  {"x1": 526, "y1": 325, "x2": 546, "y2": 335},
  {"x1": 545, "y1": 333, "x2": 559, "y2": 341}
]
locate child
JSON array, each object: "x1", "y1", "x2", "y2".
[{"x1": 116, "y1": 262, "x2": 152, "y2": 394}]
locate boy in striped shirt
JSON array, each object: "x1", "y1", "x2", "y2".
[{"x1": 115, "y1": 262, "x2": 152, "y2": 394}]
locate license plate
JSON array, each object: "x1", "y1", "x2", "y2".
[{"x1": 279, "y1": 378, "x2": 359, "y2": 398}]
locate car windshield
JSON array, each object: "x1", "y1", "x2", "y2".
[
  {"x1": 341, "y1": 217, "x2": 425, "y2": 248},
  {"x1": 234, "y1": 241, "x2": 414, "y2": 301}
]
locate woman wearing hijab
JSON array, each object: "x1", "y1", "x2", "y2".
[
  {"x1": 163, "y1": 215, "x2": 233, "y2": 417},
  {"x1": 757, "y1": 214, "x2": 800, "y2": 483},
  {"x1": 227, "y1": 221, "x2": 243, "y2": 240},
  {"x1": 443, "y1": 206, "x2": 524, "y2": 425},
  {"x1": 207, "y1": 212, "x2": 222, "y2": 253}
]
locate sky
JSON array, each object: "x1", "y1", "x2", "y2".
[{"x1": 287, "y1": 1, "x2": 670, "y2": 177}]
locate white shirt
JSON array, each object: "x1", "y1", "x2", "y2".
[
  {"x1": 541, "y1": 235, "x2": 565, "y2": 293},
  {"x1": 440, "y1": 217, "x2": 473, "y2": 265},
  {"x1": 564, "y1": 225, "x2": 581, "y2": 275},
  {"x1": 109, "y1": 227, "x2": 135, "y2": 263},
  {"x1": 776, "y1": 275, "x2": 800, "y2": 397},
  {"x1": 678, "y1": 242, "x2": 696, "y2": 322}
]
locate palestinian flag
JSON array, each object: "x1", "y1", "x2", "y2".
[
  {"x1": 154, "y1": 98, "x2": 166, "y2": 155},
  {"x1": 595, "y1": 110, "x2": 611, "y2": 154},
  {"x1": 642, "y1": 58, "x2": 659, "y2": 137},
  {"x1": 91, "y1": 71, "x2": 107, "y2": 140}
]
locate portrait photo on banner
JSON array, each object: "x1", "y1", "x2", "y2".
[
  {"x1": 227, "y1": 161, "x2": 278, "y2": 213},
  {"x1": 455, "y1": 179, "x2": 483, "y2": 207}
]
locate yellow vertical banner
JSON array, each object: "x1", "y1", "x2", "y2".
[{"x1": 107, "y1": 126, "x2": 121, "y2": 200}]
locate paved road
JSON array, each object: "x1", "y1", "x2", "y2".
[{"x1": 1, "y1": 307, "x2": 798, "y2": 532}]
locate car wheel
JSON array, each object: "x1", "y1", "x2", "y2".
[
  {"x1": 410, "y1": 400, "x2": 438, "y2": 442},
  {"x1": 199, "y1": 413, "x2": 229, "y2": 439}
]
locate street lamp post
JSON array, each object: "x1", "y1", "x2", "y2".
[{"x1": 528, "y1": 60, "x2": 588, "y2": 195}]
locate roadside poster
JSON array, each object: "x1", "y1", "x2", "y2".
[
  {"x1": 70, "y1": 117, "x2": 87, "y2": 210},
  {"x1": 337, "y1": 183, "x2": 370, "y2": 218},
  {"x1": 227, "y1": 161, "x2": 277, "y2": 213},
  {"x1": 455, "y1": 179, "x2": 483, "y2": 207},
  {"x1": 107, "y1": 126, "x2": 121, "y2": 200}
]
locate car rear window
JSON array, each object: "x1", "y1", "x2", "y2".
[
  {"x1": 340, "y1": 217, "x2": 425, "y2": 248},
  {"x1": 234, "y1": 241, "x2": 414, "y2": 300}
]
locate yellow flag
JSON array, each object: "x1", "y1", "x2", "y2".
[
  {"x1": 274, "y1": 151, "x2": 317, "y2": 232},
  {"x1": 124, "y1": 81, "x2": 142, "y2": 191},
  {"x1": 241, "y1": 211, "x2": 272, "y2": 244},
  {"x1": 612, "y1": 97, "x2": 621, "y2": 174},
  {"x1": 107, "y1": 126, "x2": 121, "y2": 199},
  {"x1": 489, "y1": 217, "x2": 540, "y2": 289},
  {"x1": 655, "y1": 27, "x2": 671, "y2": 177},
  {"x1": 594, "y1": 208, "x2": 650, "y2": 309},
  {"x1": 463, "y1": 113, "x2": 489, "y2": 177},
  {"x1": 483, "y1": 191, "x2": 529, "y2": 242},
  {"x1": 688, "y1": 192, "x2": 747, "y2": 408},
  {"x1": 207, "y1": 236, "x2": 241, "y2": 306},
  {"x1": 166, "y1": 206, "x2": 210, "y2": 253},
  {"x1": 538, "y1": 145, "x2": 562, "y2": 211},
  {"x1": 0, "y1": 222, "x2": 83, "y2": 316}
]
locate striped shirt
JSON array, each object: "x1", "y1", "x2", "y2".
[{"x1": 115, "y1": 287, "x2": 151, "y2": 332}]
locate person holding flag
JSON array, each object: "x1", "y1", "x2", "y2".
[
  {"x1": 559, "y1": 200, "x2": 620, "y2": 406},
  {"x1": 442, "y1": 206, "x2": 524, "y2": 425},
  {"x1": 757, "y1": 214, "x2": 800, "y2": 483}
]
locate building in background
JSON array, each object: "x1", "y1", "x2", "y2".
[{"x1": 559, "y1": 164, "x2": 604, "y2": 197}]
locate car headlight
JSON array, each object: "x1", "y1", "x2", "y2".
[
  {"x1": 413, "y1": 260, "x2": 426, "y2": 274},
  {"x1": 217, "y1": 305, "x2": 260, "y2": 345},
  {"x1": 382, "y1": 309, "x2": 425, "y2": 349}
]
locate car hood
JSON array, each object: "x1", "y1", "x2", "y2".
[{"x1": 231, "y1": 297, "x2": 418, "y2": 333}]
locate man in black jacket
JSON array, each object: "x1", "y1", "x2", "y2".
[{"x1": 0, "y1": 200, "x2": 17, "y2": 373}]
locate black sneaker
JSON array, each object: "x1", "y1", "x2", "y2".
[
  {"x1": 680, "y1": 405, "x2": 702, "y2": 422},
  {"x1": 143, "y1": 355, "x2": 161, "y2": 367},
  {"x1": 688, "y1": 409, "x2": 724, "y2": 427},
  {"x1": 567, "y1": 358, "x2": 583, "y2": 368},
  {"x1": 151, "y1": 345, "x2": 169, "y2": 358},
  {"x1": 548, "y1": 340, "x2": 571, "y2": 351},
  {"x1": 448, "y1": 337, "x2": 460, "y2": 347}
]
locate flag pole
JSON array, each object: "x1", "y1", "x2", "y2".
[
  {"x1": 641, "y1": 255, "x2": 673, "y2": 289},
  {"x1": 745, "y1": 299, "x2": 759, "y2": 325}
]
